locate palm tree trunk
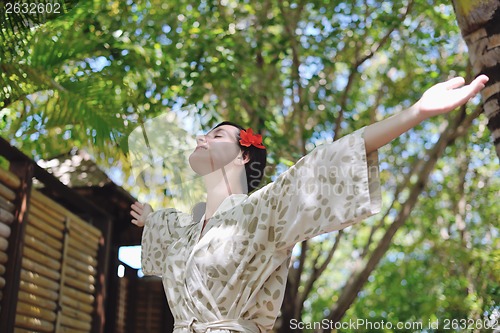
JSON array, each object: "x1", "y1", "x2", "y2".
[{"x1": 452, "y1": 0, "x2": 500, "y2": 160}]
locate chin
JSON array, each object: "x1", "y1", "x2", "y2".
[
  {"x1": 188, "y1": 145, "x2": 239, "y2": 175},
  {"x1": 189, "y1": 152, "x2": 212, "y2": 176}
]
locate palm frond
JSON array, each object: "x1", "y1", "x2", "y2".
[{"x1": 0, "y1": 1, "x2": 80, "y2": 60}]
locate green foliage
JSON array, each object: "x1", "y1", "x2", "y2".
[{"x1": 344, "y1": 122, "x2": 499, "y2": 332}]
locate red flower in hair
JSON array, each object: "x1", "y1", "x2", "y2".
[{"x1": 239, "y1": 128, "x2": 265, "y2": 149}]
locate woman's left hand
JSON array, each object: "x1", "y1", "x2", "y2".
[
  {"x1": 130, "y1": 201, "x2": 153, "y2": 227},
  {"x1": 416, "y1": 74, "x2": 489, "y2": 119}
]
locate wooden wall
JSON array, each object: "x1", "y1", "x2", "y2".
[
  {"x1": 109, "y1": 263, "x2": 174, "y2": 333},
  {"x1": 131, "y1": 277, "x2": 172, "y2": 333},
  {"x1": 0, "y1": 138, "x2": 174, "y2": 333},
  {"x1": 0, "y1": 165, "x2": 19, "y2": 317},
  {"x1": 15, "y1": 188, "x2": 102, "y2": 332},
  {"x1": 0, "y1": 139, "x2": 111, "y2": 333},
  {"x1": 0, "y1": 165, "x2": 105, "y2": 333}
]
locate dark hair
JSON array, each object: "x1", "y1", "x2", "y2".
[{"x1": 213, "y1": 121, "x2": 267, "y2": 193}]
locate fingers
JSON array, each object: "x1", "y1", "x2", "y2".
[
  {"x1": 131, "y1": 201, "x2": 143, "y2": 211},
  {"x1": 130, "y1": 210, "x2": 141, "y2": 220},
  {"x1": 131, "y1": 219, "x2": 145, "y2": 227},
  {"x1": 131, "y1": 202, "x2": 144, "y2": 213},
  {"x1": 445, "y1": 75, "x2": 489, "y2": 92},
  {"x1": 442, "y1": 77, "x2": 465, "y2": 90},
  {"x1": 474, "y1": 74, "x2": 489, "y2": 85},
  {"x1": 471, "y1": 75, "x2": 488, "y2": 91},
  {"x1": 130, "y1": 201, "x2": 146, "y2": 227},
  {"x1": 459, "y1": 75, "x2": 489, "y2": 100}
]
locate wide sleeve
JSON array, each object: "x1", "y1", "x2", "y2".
[
  {"x1": 249, "y1": 127, "x2": 381, "y2": 251},
  {"x1": 141, "y1": 209, "x2": 173, "y2": 276}
]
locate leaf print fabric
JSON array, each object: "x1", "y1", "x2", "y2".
[{"x1": 141, "y1": 127, "x2": 381, "y2": 333}]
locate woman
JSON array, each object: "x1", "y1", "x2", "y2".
[{"x1": 131, "y1": 75, "x2": 488, "y2": 333}]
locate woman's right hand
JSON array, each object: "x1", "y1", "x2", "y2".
[{"x1": 130, "y1": 201, "x2": 153, "y2": 227}]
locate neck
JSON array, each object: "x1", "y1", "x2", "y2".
[{"x1": 203, "y1": 166, "x2": 246, "y2": 219}]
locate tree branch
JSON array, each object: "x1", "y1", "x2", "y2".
[
  {"x1": 278, "y1": 0, "x2": 306, "y2": 154},
  {"x1": 297, "y1": 231, "x2": 343, "y2": 314}
]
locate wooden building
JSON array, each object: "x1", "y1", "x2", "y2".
[{"x1": 0, "y1": 137, "x2": 174, "y2": 333}]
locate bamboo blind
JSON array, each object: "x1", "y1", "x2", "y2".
[
  {"x1": 0, "y1": 167, "x2": 21, "y2": 316},
  {"x1": 12, "y1": 186, "x2": 102, "y2": 333}
]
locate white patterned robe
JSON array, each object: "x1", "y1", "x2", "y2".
[{"x1": 141, "y1": 127, "x2": 381, "y2": 333}]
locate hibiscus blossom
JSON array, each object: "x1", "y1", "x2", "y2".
[{"x1": 239, "y1": 128, "x2": 265, "y2": 149}]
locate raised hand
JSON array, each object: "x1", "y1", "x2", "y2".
[
  {"x1": 417, "y1": 75, "x2": 489, "y2": 118},
  {"x1": 363, "y1": 74, "x2": 489, "y2": 154},
  {"x1": 130, "y1": 201, "x2": 153, "y2": 227}
]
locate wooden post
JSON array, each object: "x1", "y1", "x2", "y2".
[
  {"x1": 91, "y1": 216, "x2": 113, "y2": 333},
  {"x1": 104, "y1": 247, "x2": 121, "y2": 333},
  {"x1": 0, "y1": 161, "x2": 34, "y2": 333}
]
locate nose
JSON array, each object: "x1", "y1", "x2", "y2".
[{"x1": 196, "y1": 135, "x2": 207, "y2": 145}]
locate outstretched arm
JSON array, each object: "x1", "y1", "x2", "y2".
[{"x1": 364, "y1": 75, "x2": 489, "y2": 154}]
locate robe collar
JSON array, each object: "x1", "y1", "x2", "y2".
[
  {"x1": 215, "y1": 193, "x2": 248, "y2": 215},
  {"x1": 193, "y1": 193, "x2": 249, "y2": 224},
  {"x1": 197, "y1": 194, "x2": 248, "y2": 240}
]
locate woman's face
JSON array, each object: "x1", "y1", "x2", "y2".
[{"x1": 189, "y1": 125, "x2": 242, "y2": 175}]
